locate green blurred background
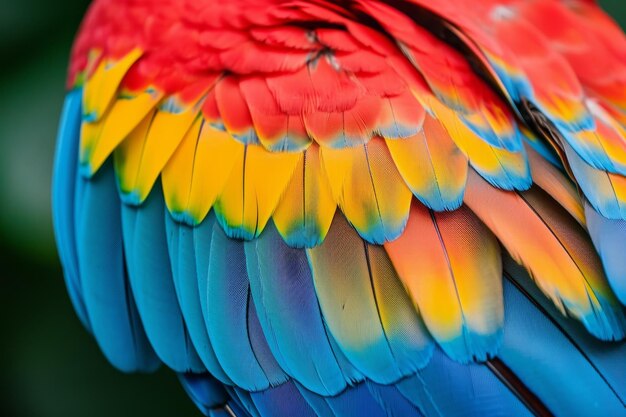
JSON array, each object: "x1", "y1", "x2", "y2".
[{"x1": 1, "y1": 1, "x2": 625, "y2": 416}]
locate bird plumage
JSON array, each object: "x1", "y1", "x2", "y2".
[{"x1": 52, "y1": 0, "x2": 626, "y2": 415}]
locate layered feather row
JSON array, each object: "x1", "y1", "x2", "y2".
[{"x1": 53, "y1": 0, "x2": 626, "y2": 415}]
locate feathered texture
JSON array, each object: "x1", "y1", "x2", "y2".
[
  {"x1": 297, "y1": 383, "x2": 389, "y2": 417},
  {"x1": 121, "y1": 183, "x2": 205, "y2": 372},
  {"x1": 177, "y1": 373, "x2": 229, "y2": 416},
  {"x1": 77, "y1": 160, "x2": 160, "y2": 372},
  {"x1": 249, "y1": 382, "x2": 317, "y2": 417},
  {"x1": 52, "y1": 90, "x2": 90, "y2": 329},
  {"x1": 165, "y1": 216, "x2": 231, "y2": 382},
  {"x1": 244, "y1": 223, "x2": 352, "y2": 395},
  {"x1": 395, "y1": 347, "x2": 534, "y2": 417},
  {"x1": 272, "y1": 144, "x2": 336, "y2": 248},
  {"x1": 499, "y1": 273, "x2": 626, "y2": 417},
  {"x1": 504, "y1": 257, "x2": 626, "y2": 407},
  {"x1": 385, "y1": 202, "x2": 503, "y2": 363},
  {"x1": 213, "y1": 144, "x2": 301, "y2": 240},
  {"x1": 53, "y1": 0, "x2": 626, "y2": 416},
  {"x1": 585, "y1": 202, "x2": 626, "y2": 304},
  {"x1": 464, "y1": 170, "x2": 626, "y2": 340},
  {"x1": 307, "y1": 213, "x2": 433, "y2": 384},
  {"x1": 385, "y1": 114, "x2": 468, "y2": 211},
  {"x1": 206, "y1": 223, "x2": 288, "y2": 391},
  {"x1": 320, "y1": 138, "x2": 413, "y2": 243}
]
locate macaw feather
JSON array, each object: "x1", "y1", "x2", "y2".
[
  {"x1": 244, "y1": 223, "x2": 351, "y2": 395},
  {"x1": 77, "y1": 160, "x2": 160, "y2": 373},
  {"x1": 52, "y1": 90, "x2": 90, "y2": 329},
  {"x1": 307, "y1": 213, "x2": 433, "y2": 384},
  {"x1": 213, "y1": 144, "x2": 302, "y2": 240},
  {"x1": 115, "y1": 96, "x2": 204, "y2": 205},
  {"x1": 80, "y1": 87, "x2": 162, "y2": 177},
  {"x1": 82, "y1": 48, "x2": 142, "y2": 122},
  {"x1": 320, "y1": 137, "x2": 412, "y2": 244},
  {"x1": 584, "y1": 203, "x2": 626, "y2": 305},
  {"x1": 272, "y1": 144, "x2": 336, "y2": 248},
  {"x1": 121, "y1": 182, "x2": 205, "y2": 372},
  {"x1": 162, "y1": 119, "x2": 244, "y2": 226},
  {"x1": 54, "y1": 1, "x2": 626, "y2": 415},
  {"x1": 165, "y1": 215, "x2": 232, "y2": 383},
  {"x1": 385, "y1": 202, "x2": 504, "y2": 363},
  {"x1": 206, "y1": 223, "x2": 288, "y2": 391},
  {"x1": 464, "y1": 170, "x2": 626, "y2": 341},
  {"x1": 386, "y1": 114, "x2": 468, "y2": 211}
]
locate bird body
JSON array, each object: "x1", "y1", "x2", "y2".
[{"x1": 53, "y1": 0, "x2": 626, "y2": 415}]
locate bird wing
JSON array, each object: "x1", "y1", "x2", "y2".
[{"x1": 53, "y1": 1, "x2": 626, "y2": 416}]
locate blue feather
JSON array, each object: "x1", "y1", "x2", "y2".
[
  {"x1": 121, "y1": 182, "x2": 204, "y2": 372},
  {"x1": 250, "y1": 382, "x2": 317, "y2": 417},
  {"x1": 207, "y1": 224, "x2": 287, "y2": 391},
  {"x1": 294, "y1": 384, "x2": 336, "y2": 417},
  {"x1": 584, "y1": 203, "x2": 626, "y2": 304},
  {"x1": 366, "y1": 382, "x2": 424, "y2": 417},
  {"x1": 165, "y1": 215, "x2": 232, "y2": 383},
  {"x1": 244, "y1": 223, "x2": 351, "y2": 395},
  {"x1": 227, "y1": 387, "x2": 261, "y2": 417},
  {"x1": 193, "y1": 212, "x2": 216, "y2": 336},
  {"x1": 247, "y1": 296, "x2": 288, "y2": 382},
  {"x1": 498, "y1": 278, "x2": 626, "y2": 416},
  {"x1": 505, "y1": 257, "x2": 626, "y2": 409},
  {"x1": 52, "y1": 89, "x2": 90, "y2": 329},
  {"x1": 178, "y1": 373, "x2": 228, "y2": 416},
  {"x1": 298, "y1": 383, "x2": 388, "y2": 417},
  {"x1": 77, "y1": 160, "x2": 159, "y2": 372},
  {"x1": 396, "y1": 347, "x2": 532, "y2": 417}
]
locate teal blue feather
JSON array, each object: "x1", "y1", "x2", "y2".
[
  {"x1": 498, "y1": 278, "x2": 626, "y2": 416},
  {"x1": 250, "y1": 382, "x2": 317, "y2": 417},
  {"x1": 396, "y1": 347, "x2": 533, "y2": 417},
  {"x1": 206, "y1": 224, "x2": 288, "y2": 391},
  {"x1": 505, "y1": 257, "x2": 626, "y2": 407},
  {"x1": 294, "y1": 384, "x2": 336, "y2": 417},
  {"x1": 227, "y1": 387, "x2": 261, "y2": 417},
  {"x1": 297, "y1": 383, "x2": 388, "y2": 417},
  {"x1": 121, "y1": 183, "x2": 204, "y2": 372},
  {"x1": 178, "y1": 373, "x2": 228, "y2": 416},
  {"x1": 366, "y1": 382, "x2": 424, "y2": 417},
  {"x1": 77, "y1": 160, "x2": 159, "y2": 372},
  {"x1": 244, "y1": 223, "x2": 351, "y2": 395},
  {"x1": 52, "y1": 89, "x2": 90, "y2": 330},
  {"x1": 584, "y1": 203, "x2": 626, "y2": 305},
  {"x1": 247, "y1": 296, "x2": 288, "y2": 383},
  {"x1": 193, "y1": 212, "x2": 216, "y2": 337},
  {"x1": 165, "y1": 215, "x2": 232, "y2": 383},
  {"x1": 521, "y1": 133, "x2": 563, "y2": 169}
]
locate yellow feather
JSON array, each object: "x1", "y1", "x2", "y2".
[
  {"x1": 214, "y1": 145, "x2": 302, "y2": 239},
  {"x1": 320, "y1": 137, "x2": 412, "y2": 243},
  {"x1": 80, "y1": 88, "x2": 162, "y2": 176},
  {"x1": 114, "y1": 98, "x2": 201, "y2": 204},
  {"x1": 386, "y1": 114, "x2": 468, "y2": 210},
  {"x1": 272, "y1": 144, "x2": 337, "y2": 247},
  {"x1": 162, "y1": 120, "x2": 244, "y2": 224},
  {"x1": 82, "y1": 48, "x2": 142, "y2": 122},
  {"x1": 424, "y1": 96, "x2": 529, "y2": 189}
]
